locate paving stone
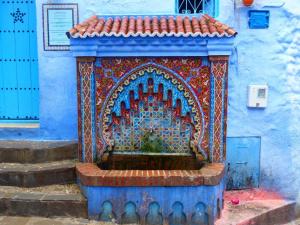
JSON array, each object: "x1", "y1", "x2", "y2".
[
  {"x1": 13, "y1": 193, "x2": 45, "y2": 200},
  {"x1": 0, "y1": 216, "x2": 30, "y2": 225},
  {"x1": 2, "y1": 193, "x2": 17, "y2": 199},
  {"x1": 43, "y1": 193, "x2": 85, "y2": 201},
  {"x1": 0, "y1": 192, "x2": 5, "y2": 198},
  {"x1": 30, "y1": 219, "x2": 64, "y2": 225}
]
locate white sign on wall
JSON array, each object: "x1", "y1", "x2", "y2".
[{"x1": 43, "y1": 4, "x2": 78, "y2": 51}]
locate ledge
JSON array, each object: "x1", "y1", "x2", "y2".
[
  {"x1": 70, "y1": 36, "x2": 235, "y2": 57},
  {"x1": 76, "y1": 163, "x2": 225, "y2": 187},
  {"x1": 0, "y1": 123, "x2": 40, "y2": 128}
]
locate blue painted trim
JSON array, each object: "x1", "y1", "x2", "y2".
[
  {"x1": 175, "y1": 0, "x2": 179, "y2": 14},
  {"x1": 0, "y1": 120, "x2": 39, "y2": 124},
  {"x1": 70, "y1": 37, "x2": 235, "y2": 57},
  {"x1": 220, "y1": 76, "x2": 225, "y2": 162},
  {"x1": 215, "y1": 0, "x2": 220, "y2": 17},
  {"x1": 91, "y1": 71, "x2": 96, "y2": 161},
  {"x1": 202, "y1": 57, "x2": 209, "y2": 66},
  {"x1": 209, "y1": 75, "x2": 215, "y2": 162}
]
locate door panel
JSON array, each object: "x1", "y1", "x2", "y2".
[
  {"x1": 226, "y1": 137, "x2": 261, "y2": 190},
  {"x1": 0, "y1": 0, "x2": 39, "y2": 121}
]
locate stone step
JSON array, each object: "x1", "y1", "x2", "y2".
[
  {"x1": 0, "y1": 160, "x2": 76, "y2": 187},
  {"x1": 283, "y1": 217, "x2": 300, "y2": 224},
  {"x1": 0, "y1": 141, "x2": 77, "y2": 163},
  {"x1": 0, "y1": 184, "x2": 87, "y2": 218},
  {"x1": 216, "y1": 199, "x2": 296, "y2": 225}
]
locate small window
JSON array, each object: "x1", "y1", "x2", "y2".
[
  {"x1": 177, "y1": 0, "x2": 218, "y2": 17},
  {"x1": 257, "y1": 88, "x2": 266, "y2": 99}
]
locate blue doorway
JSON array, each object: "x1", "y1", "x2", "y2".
[{"x1": 0, "y1": 0, "x2": 39, "y2": 122}]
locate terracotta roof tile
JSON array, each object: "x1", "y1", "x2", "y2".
[
  {"x1": 144, "y1": 16, "x2": 151, "y2": 33},
  {"x1": 68, "y1": 14, "x2": 237, "y2": 38}
]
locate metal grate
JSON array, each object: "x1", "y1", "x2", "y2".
[{"x1": 177, "y1": 0, "x2": 218, "y2": 17}]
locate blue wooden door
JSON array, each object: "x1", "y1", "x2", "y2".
[
  {"x1": 226, "y1": 137, "x2": 261, "y2": 190},
  {"x1": 0, "y1": 0, "x2": 39, "y2": 121}
]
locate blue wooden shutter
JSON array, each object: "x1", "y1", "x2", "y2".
[{"x1": 0, "y1": 0, "x2": 39, "y2": 121}]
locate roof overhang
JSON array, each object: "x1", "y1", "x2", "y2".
[
  {"x1": 69, "y1": 14, "x2": 237, "y2": 57},
  {"x1": 70, "y1": 36, "x2": 236, "y2": 57}
]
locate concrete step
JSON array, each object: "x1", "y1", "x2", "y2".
[
  {"x1": 0, "y1": 216, "x2": 95, "y2": 225},
  {"x1": 0, "y1": 160, "x2": 76, "y2": 187},
  {"x1": 0, "y1": 184, "x2": 87, "y2": 218},
  {"x1": 283, "y1": 217, "x2": 300, "y2": 224},
  {"x1": 0, "y1": 141, "x2": 77, "y2": 163},
  {"x1": 216, "y1": 199, "x2": 296, "y2": 225},
  {"x1": 216, "y1": 189, "x2": 297, "y2": 225}
]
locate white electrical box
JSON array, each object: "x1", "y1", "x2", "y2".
[{"x1": 247, "y1": 85, "x2": 268, "y2": 108}]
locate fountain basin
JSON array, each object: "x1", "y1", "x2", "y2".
[
  {"x1": 98, "y1": 152, "x2": 204, "y2": 170},
  {"x1": 77, "y1": 163, "x2": 225, "y2": 224}
]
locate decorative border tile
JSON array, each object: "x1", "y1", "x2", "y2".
[
  {"x1": 209, "y1": 56, "x2": 229, "y2": 162},
  {"x1": 78, "y1": 58, "x2": 95, "y2": 163}
]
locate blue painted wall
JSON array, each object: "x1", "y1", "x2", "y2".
[
  {"x1": 0, "y1": 0, "x2": 299, "y2": 210},
  {"x1": 80, "y1": 181, "x2": 224, "y2": 222},
  {"x1": 222, "y1": 0, "x2": 300, "y2": 207}
]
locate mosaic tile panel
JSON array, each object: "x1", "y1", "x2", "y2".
[
  {"x1": 76, "y1": 57, "x2": 229, "y2": 162},
  {"x1": 78, "y1": 58, "x2": 95, "y2": 163},
  {"x1": 109, "y1": 73, "x2": 194, "y2": 153},
  {"x1": 213, "y1": 78, "x2": 223, "y2": 161},
  {"x1": 210, "y1": 56, "x2": 228, "y2": 162},
  {"x1": 95, "y1": 58, "x2": 211, "y2": 158}
]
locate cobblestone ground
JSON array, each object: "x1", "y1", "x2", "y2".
[{"x1": 0, "y1": 216, "x2": 118, "y2": 225}]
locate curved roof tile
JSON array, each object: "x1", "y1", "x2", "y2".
[{"x1": 68, "y1": 14, "x2": 237, "y2": 39}]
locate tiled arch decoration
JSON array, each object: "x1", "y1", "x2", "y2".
[
  {"x1": 100, "y1": 63, "x2": 205, "y2": 157},
  {"x1": 77, "y1": 56, "x2": 228, "y2": 163}
]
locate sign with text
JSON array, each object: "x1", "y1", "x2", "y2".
[{"x1": 43, "y1": 4, "x2": 78, "y2": 51}]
